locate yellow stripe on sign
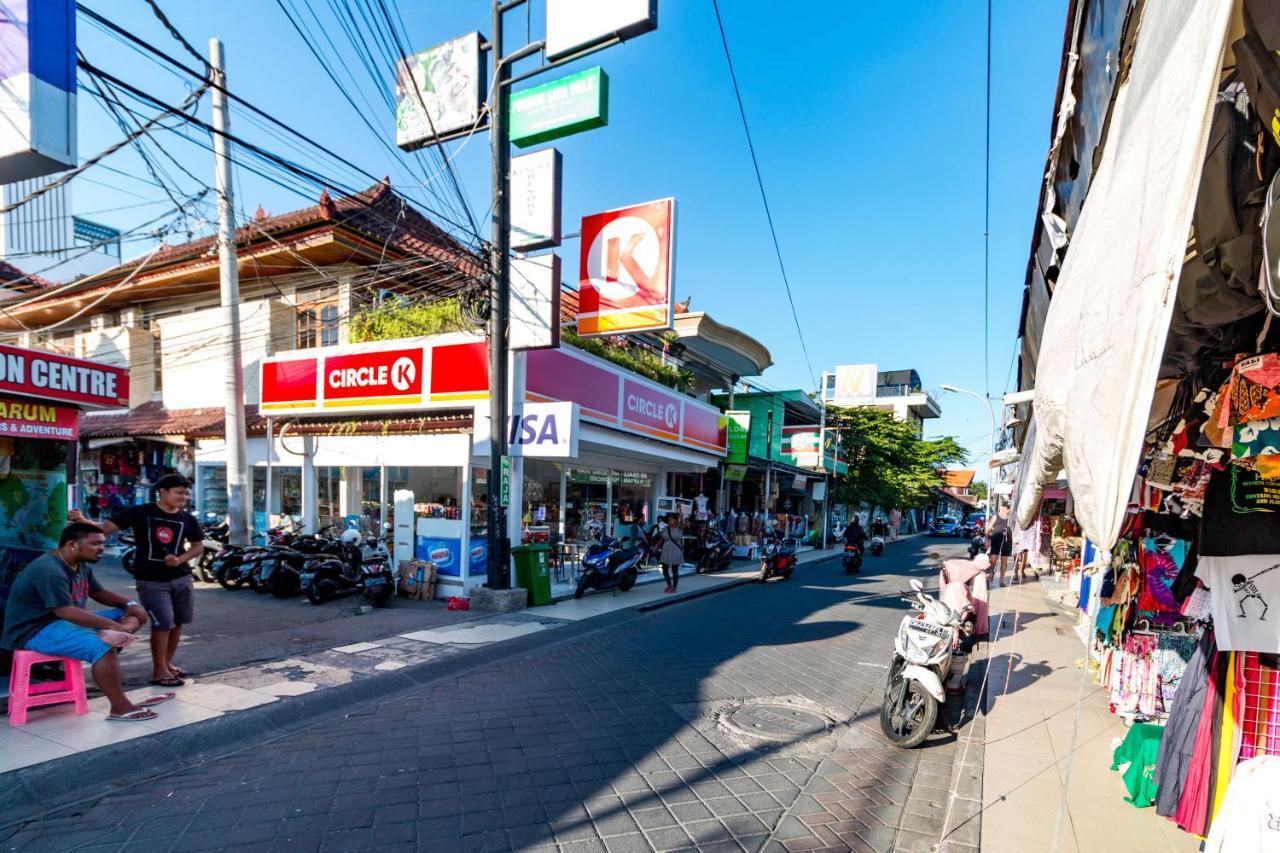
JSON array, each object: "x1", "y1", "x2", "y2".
[
  {"x1": 260, "y1": 401, "x2": 315, "y2": 411},
  {"x1": 430, "y1": 392, "x2": 488, "y2": 401},
  {"x1": 578, "y1": 307, "x2": 668, "y2": 335},
  {"x1": 322, "y1": 395, "x2": 423, "y2": 408}
]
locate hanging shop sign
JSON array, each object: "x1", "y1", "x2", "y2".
[
  {"x1": 833, "y1": 363, "x2": 878, "y2": 407},
  {"x1": 499, "y1": 455, "x2": 512, "y2": 507},
  {"x1": 545, "y1": 0, "x2": 657, "y2": 61},
  {"x1": 509, "y1": 67, "x2": 608, "y2": 148},
  {"x1": 577, "y1": 197, "x2": 675, "y2": 336},
  {"x1": 723, "y1": 465, "x2": 747, "y2": 482},
  {"x1": 0, "y1": 345, "x2": 128, "y2": 409},
  {"x1": 0, "y1": 398, "x2": 79, "y2": 441},
  {"x1": 510, "y1": 148, "x2": 562, "y2": 249},
  {"x1": 394, "y1": 32, "x2": 485, "y2": 150},
  {"x1": 783, "y1": 427, "x2": 822, "y2": 469},
  {"x1": 510, "y1": 254, "x2": 561, "y2": 350},
  {"x1": 812, "y1": 481, "x2": 827, "y2": 501},
  {"x1": 0, "y1": 0, "x2": 76, "y2": 182},
  {"x1": 725, "y1": 411, "x2": 750, "y2": 464}
]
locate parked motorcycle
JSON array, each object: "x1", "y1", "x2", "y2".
[
  {"x1": 842, "y1": 543, "x2": 863, "y2": 575},
  {"x1": 968, "y1": 533, "x2": 984, "y2": 559},
  {"x1": 880, "y1": 577, "x2": 971, "y2": 748},
  {"x1": 302, "y1": 529, "x2": 394, "y2": 606},
  {"x1": 250, "y1": 525, "x2": 344, "y2": 597},
  {"x1": 574, "y1": 534, "x2": 644, "y2": 598},
  {"x1": 759, "y1": 536, "x2": 797, "y2": 582},
  {"x1": 694, "y1": 525, "x2": 734, "y2": 574},
  {"x1": 119, "y1": 531, "x2": 137, "y2": 577},
  {"x1": 868, "y1": 536, "x2": 886, "y2": 557},
  {"x1": 193, "y1": 513, "x2": 229, "y2": 583}
]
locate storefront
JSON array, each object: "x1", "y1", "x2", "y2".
[
  {"x1": 0, "y1": 344, "x2": 128, "y2": 574},
  {"x1": 244, "y1": 334, "x2": 726, "y2": 599}
]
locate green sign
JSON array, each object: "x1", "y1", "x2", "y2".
[
  {"x1": 509, "y1": 67, "x2": 609, "y2": 148},
  {"x1": 500, "y1": 456, "x2": 511, "y2": 507},
  {"x1": 723, "y1": 465, "x2": 748, "y2": 482},
  {"x1": 725, "y1": 410, "x2": 751, "y2": 464}
]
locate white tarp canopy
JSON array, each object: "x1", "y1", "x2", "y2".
[{"x1": 1016, "y1": 0, "x2": 1236, "y2": 552}]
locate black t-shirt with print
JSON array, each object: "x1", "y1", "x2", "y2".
[
  {"x1": 111, "y1": 503, "x2": 205, "y2": 582},
  {"x1": 1198, "y1": 465, "x2": 1280, "y2": 557}
]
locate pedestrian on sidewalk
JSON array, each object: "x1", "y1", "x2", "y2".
[
  {"x1": 987, "y1": 505, "x2": 1013, "y2": 585},
  {"x1": 660, "y1": 514, "x2": 685, "y2": 593},
  {"x1": 69, "y1": 474, "x2": 204, "y2": 688},
  {"x1": 1, "y1": 524, "x2": 175, "y2": 721}
]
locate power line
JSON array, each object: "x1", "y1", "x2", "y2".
[{"x1": 709, "y1": 0, "x2": 816, "y2": 390}]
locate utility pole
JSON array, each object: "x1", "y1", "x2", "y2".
[
  {"x1": 210, "y1": 38, "x2": 251, "y2": 547},
  {"x1": 818, "y1": 371, "x2": 828, "y2": 551},
  {"x1": 486, "y1": 4, "x2": 513, "y2": 589}
]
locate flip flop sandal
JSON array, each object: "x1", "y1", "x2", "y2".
[
  {"x1": 139, "y1": 693, "x2": 176, "y2": 707},
  {"x1": 171, "y1": 667, "x2": 189, "y2": 678},
  {"x1": 148, "y1": 676, "x2": 185, "y2": 687},
  {"x1": 107, "y1": 708, "x2": 158, "y2": 722}
]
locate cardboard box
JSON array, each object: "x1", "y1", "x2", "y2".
[{"x1": 397, "y1": 560, "x2": 437, "y2": 601}]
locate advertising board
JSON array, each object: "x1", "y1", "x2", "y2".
[
  {"x1": 395, "y1": 32, "x2": 485, "y2": 149},
  {"x1": 577, "y1": 198, "x2": 675, "y2": 336}
]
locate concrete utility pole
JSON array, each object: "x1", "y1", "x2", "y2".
[
  {"x1": 210, "y1": 38, "x2": 251, "y2": 546},
  {"x1": 939, "y1": 384, "x2": 995, "y2": 524}
]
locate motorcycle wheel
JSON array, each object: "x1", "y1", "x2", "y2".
[
  {"x1": 758, "y1": 565, "x2": 770, "y2": 583},
  {"x1": 250, "y1": 566, "x2": 271, "y2": 594},
  {"x1": 305, "y1": 581, "x2": 328, "y2": 605},
  {"x1": 122, "y1": 551, "x2": 135, "y2": 578},
  {"x1": 270, "y1": 572, "x2": 297, "y2": 599},
  {"x1": 217, "y1": 564, "x2": 245, "y2": 590},
  {"x1": 195, "y1": 555, "x2": 217, "y2": 583},
  {"x1": 879, "y1": 668, "x2": 938, "y2": 749},
  {"x1": 574, "y1": 574, "x2": 593, "y2": 599},
  {"x1": 617, "y1": 569, "x2": 637, "y2": 592}
]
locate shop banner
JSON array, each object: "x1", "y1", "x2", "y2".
[
  {"x1": 507, "y1": 401, "x2": 579, "y2": 458},
  {"x1": 833, "y1": 363, "x2": 877, "y2": 407},
  {"x1": 510, "y1": 68, "x2": 608, "y2": 148},
  {"x1": 722, "y1": 465, "x2": 747, "y2": 482},
  {"x1": 577, "y1": 198, "x2": 675, "y2": 336},
  {"x1": 0, "y1": 398, "x2": 79, "y2": 440},
  {"x1": 725, "y1": 411, "x2": 750, "y2": 464},
  {"x1": 416, "y1": 537, "x2": 462, "y2": 577},
  {"x1": 0, "y1": 344, "x2": 128, "y2": 408},
  {"x1": 323, "y1": 346, "x2": 425, "y2": 407}
]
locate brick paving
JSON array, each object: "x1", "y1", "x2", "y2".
[{"x1": 1, "y1": 540, "x2": 981, "y2": 852}]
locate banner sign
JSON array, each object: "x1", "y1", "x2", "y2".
[
  {"x1": 322, "y1": 346, "x2": 424, "y2": 408},
  {"x1": 723, "y1": 465, "x2": 747, "y2": 482},
  {"x1": 0, "y1": 345, "x2": 128, "y2": 409},
  {"x1": 545, "y1": 0, "x2": 657, "y2": 61},
  {"x1": 0, "y1": 0, "x2": 76, "y2": 182},
  {"x1": 395, "y1": 32, "x2": 485, "y2": 150},
  {"x1": 725, "y1": 410, "x2": 750, "y2": 464},
  {"x1": 510, "y1": 254, "x2": 561, "y2": 351},
  {"x1": 577, "y1": 197, "x2": 675, "y2": 336},
  {"x1": 812, "y1": 481, "x2": 827, "y2": 501},
  {"x1": 506, "y1": 402, "x2": 580, "y2": 458},
  {"x1": 833, "y1": 364, "x2": 878, "y2": 407},
  {"x1": 0, "y1": 397, "x2": 79, "y2": 440},
  {"x1": 510, "y1": 148, "x2": 562, "y2": 249},
  {"x1": 510, "y1": 67, "x2": 608, "y2": 148}
]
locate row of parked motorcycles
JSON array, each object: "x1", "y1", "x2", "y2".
[{"x1": 210, "y1": 523, "x2": 395, "y2": 607}]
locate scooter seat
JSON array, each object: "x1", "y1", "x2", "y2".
[{"x1": 607, "y1": 547, "x2": 641, "y2": 569}]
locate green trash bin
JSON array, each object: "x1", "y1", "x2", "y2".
[{"x1": 511, "y1": 544, "x2": 553, "y2": 606}]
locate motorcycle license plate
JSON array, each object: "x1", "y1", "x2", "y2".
[
  {"x1": 299, "y1": 573, "x2": 314, "y2": 585},
  {"x1": 909, "y1": 620, "x2": 948, "y2": 640}
]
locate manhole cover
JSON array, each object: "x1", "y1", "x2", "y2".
[{"x1": 723, "y1": 702, "x2": 831, "y2": 742}]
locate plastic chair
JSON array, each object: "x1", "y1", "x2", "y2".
[{"x1": 7, "y1": 651, "x2": 89, "y2": 726}]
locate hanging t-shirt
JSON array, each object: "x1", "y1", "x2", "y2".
[
  {"x1": 1198, "y1": 465, "x2": 1280, "y2": 557},
  {"x1": 1196, "y1": 555, "x2": 1280, "y2": 652},
  {"x1": 1203, "y1": 755, "x2": 1280, "y2": 853},
  {"x1": 1225, "y1": 353, "x2": 1280, "y2": 426},
  {"x1": 1139, "y1": 538, "x2": 1188, "y2": 614}
]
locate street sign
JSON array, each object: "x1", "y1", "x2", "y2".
[
  {"x1": 545, "y1": 0, "x2": 657, "y2": 61},
  {"x1": 509, "y1": 67, "x2": 608, "y2": 148},
  {"x1": 511, "y1": 148, "x2": 562, "y2": 249},
  {"x1": 500, "y1": 455, "x2": 511, "y2": 507},
  {"x1": 510, "y1": 254, "x2": 561, "y2": 350},
  {"x1": 577, "y1": 197, "x2": 675, "y2": 337}
]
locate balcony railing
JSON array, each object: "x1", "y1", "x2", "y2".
[{"x1": 875, "y1": 383, "x2": 922, "y2": 398}]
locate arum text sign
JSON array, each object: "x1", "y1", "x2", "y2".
[
  {"x1": 0, "y1": 345, "x2": 128, "y2": 409},
  {"x1": 577, "y1": 198, "x2": 675, "y2": 336},
  {"x1": 0, "y1": 398, "x2": 79, "y2": 440}
]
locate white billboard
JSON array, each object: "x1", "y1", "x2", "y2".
[
  {"x1": 510, "y1": 254, "x2": 561, "y2": 351},
  {"x1": 511, "y1": 148, "x2": 562, "y2": 250},
  {"x1": 395, "y1": 32, "x2": 484, "y2": 150},
  {"x1": 545, "y1": 0, "x2": 658, "y2": 61},
  {"x1": 833, "y1": 364, "x2": 878, "y2": 407},
  {"x1": 0, "y1": 0, "x2": 77, "y2": 183}
]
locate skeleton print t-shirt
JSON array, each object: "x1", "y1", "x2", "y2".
[{"x1": 1197, "y1": 555, "x2": 1280, "y2": 652}]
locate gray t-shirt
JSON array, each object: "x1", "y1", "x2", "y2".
[{"x1": 1, "y1": 552, "x2": 103, "y2": 651}]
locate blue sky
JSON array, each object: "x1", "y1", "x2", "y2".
[{"x1": 70, "y1": 0, "x2": 1067, "y2": 470}]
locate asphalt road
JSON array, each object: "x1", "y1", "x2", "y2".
[
  {"x1": 4, "y1": 539, "x2": 979, "y2": 853},
  {"x1": 89, "y1": 556, "x2": 490, "y2": 687}
]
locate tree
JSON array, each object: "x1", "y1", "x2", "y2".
[
  {"x1": 828, "y1": 406, "x2": 967, "y2": 511},
  {"x1": 970, "y1": 481, "x2": 989, "y2": 502}
]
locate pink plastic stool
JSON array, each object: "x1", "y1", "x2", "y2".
[{"x1": 7, "y1": 651, "x2": 89, "y2": 726}]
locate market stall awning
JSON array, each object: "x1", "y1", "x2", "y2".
[{"x1": 1016, "y1": 0, "x2": 1235, "y2": 551}]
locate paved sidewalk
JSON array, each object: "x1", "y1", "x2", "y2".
[{"x1": 979, "y1": 577, "x2": 1198, "y2": 853}]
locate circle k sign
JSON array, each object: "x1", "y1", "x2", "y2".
[{"x1": 577, "y1": 198, "x2": 675, "y2": 336}]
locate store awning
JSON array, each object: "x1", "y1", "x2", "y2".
[{"x1": 1017, "y1": 0, "x2": 1235, "y2": 551}]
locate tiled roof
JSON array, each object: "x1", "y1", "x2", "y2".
[
  {"x1": 79, "y1": 401, "x2": 471, "y2": 439},
  {"x1": 0, "y1": 259, "x2": 56, "y2": 295},
  {"x1": 941, "y1": 469, "x2": 976, "y2": 489},
  {"x1": 935, "y1": 486, "x2": 978, "y2": 508}
]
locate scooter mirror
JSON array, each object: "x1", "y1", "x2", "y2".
[{"x1": 910, "y1": 579, "x2": 924, "y2": 592}]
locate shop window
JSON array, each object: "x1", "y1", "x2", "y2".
[{"x1": 296, "y1": 297, "x2": 340, "y2": 349}]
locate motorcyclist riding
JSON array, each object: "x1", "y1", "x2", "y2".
[{"x1": 844, "y1": 518, "x2": 867, "y2": 554}]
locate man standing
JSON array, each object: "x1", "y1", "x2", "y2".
[
  {"x1": 2, "y1": 524, "x2": 172, "y2": 721},
  {"x1": 70, "y1": 474, "x2": 204, "y2": 688}
]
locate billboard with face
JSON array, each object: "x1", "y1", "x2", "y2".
[{"x1": 395, "y1": 33, "x2": 484, "y2": 150}]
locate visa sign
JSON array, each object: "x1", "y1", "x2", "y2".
[{"x1": 506, "y1": 401, "x2": 579, "y2": 458}]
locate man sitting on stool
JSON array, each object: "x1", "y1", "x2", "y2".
[{"x1": 1, "y1": 523, "x2": 174, "y2": 721}]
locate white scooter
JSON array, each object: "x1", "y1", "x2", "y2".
[{"x1": 879, "y1": 576, "x2": 974, "y2": 748}]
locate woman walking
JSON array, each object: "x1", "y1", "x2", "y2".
[
  {"x1": 660, "y1": 514, "x2": 685, "y2": 593},
  {"x1": 987, "y1": 505, "x2": 1013, "y2": 585}
]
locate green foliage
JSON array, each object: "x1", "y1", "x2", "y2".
[
  {"x1": 348, "y1": 297, "x2": 471, "y2": 343},
  {"x1": 969, "y1": 480, "x2": 989, "y2": 502},
  {"x1": 828, "y1": 406, "x2": 967, "y2": 511},
  {"x1": 561, "y1": 329, "x2": 694, "y2": 392}
]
